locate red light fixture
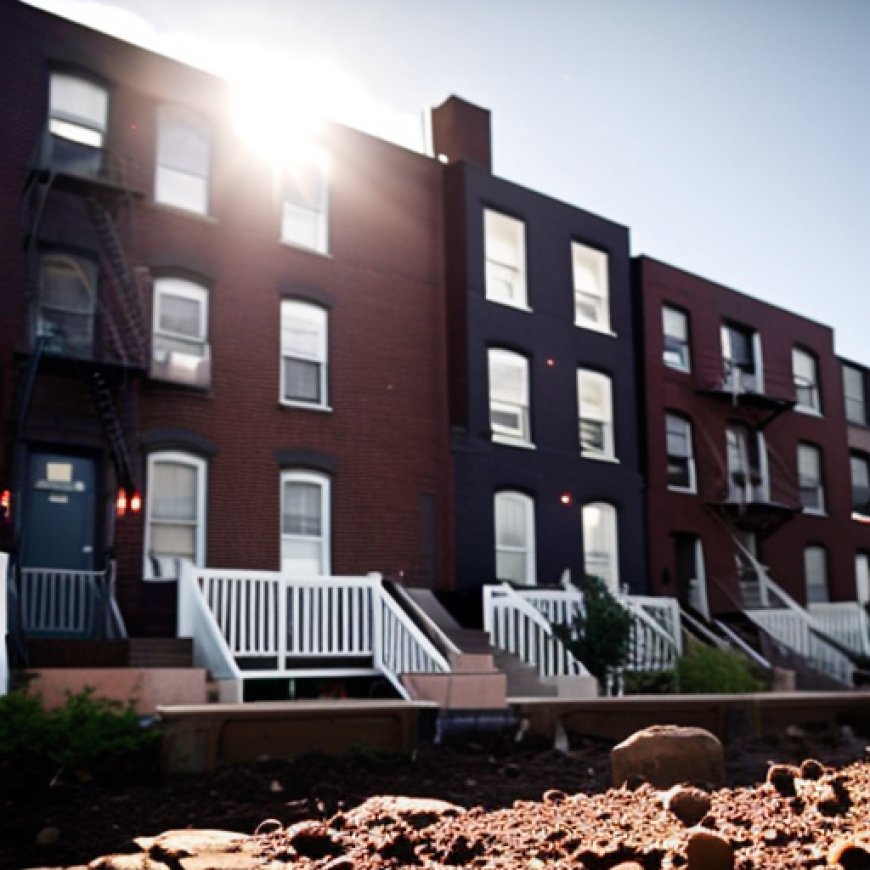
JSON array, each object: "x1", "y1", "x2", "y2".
[
  {"x1": 130, "y1": 491, "x2": 142, "y2": 514},
  {"x1": 0, "y1": 489, "x2": 10, "y2": 521},
  {"x1": 115, "y1": 489, "x2": 128, "y2": 517},
  {"x1": 559, "y1": 492, "x2": 573, "y2": 506},
  {"x1": 546, "y1": 357, "x2": 556, "y2": 368}
]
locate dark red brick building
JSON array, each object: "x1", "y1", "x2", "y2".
[{"x1": 0, "y1": 0, "x2": 452, "y2": 635}]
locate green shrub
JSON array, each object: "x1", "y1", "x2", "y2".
[
  {"x1": 674, "y1": 641, "x2": 765, "y2": 694},
  {"x1": 554, "y1": 576, "x2": 633, "y2": 683},
  {"x1": 0, "y1": 688, "x2": 159, "y2": 780},
  {"x1": 622, "y1": 668, "x2": 677, "y2": 695}
]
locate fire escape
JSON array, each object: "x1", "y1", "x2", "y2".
[{"x1": 10, "y1": 124, "x2": 148, "y2": 565}]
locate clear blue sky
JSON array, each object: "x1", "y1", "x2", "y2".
[{"x1": 26, "y1": 0, "x2": 870, "y2": 363}]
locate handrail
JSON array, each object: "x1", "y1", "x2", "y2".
[
  {"x1": 1, "y1": 552, "x2": 8, "y2": 696},
  {"x1": 616, "y1": 593, "x2": 681, "y2": 671},
  {"x1": 387, "y1": 582, "x2": 461, "y2": 659},
  {"x1": 808, "y1": 602, "x2": 870, "y2": 658}
]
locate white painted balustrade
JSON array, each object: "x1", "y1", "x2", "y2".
[{"x1": 808, "y1": 602, "x2": 870, "y2": 658}]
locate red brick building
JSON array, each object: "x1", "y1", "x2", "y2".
[{"x1": 0, "y1": 0, "x2": 452, "y2": 636}]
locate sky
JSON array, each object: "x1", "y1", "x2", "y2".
[{"x1": 24, "y1": 0, "x2": 870, "y2": 364}]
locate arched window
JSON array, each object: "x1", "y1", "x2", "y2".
[
  {"x1": 280, "y1": 301, "x2": 329, "y2": 408},
  {"x1": 484, "y1": 209, "x2": 527, "y2": 308},
  {"x1": 792, "y1": 347, "x2": 821, "y2": 413},
  {"x1": 494, "y1": 491, "x2": 535, "y2": 585},
  {"x1": 577, "y1": 369, "x2": 615, "y2": 460},
  {"x1": 804, "y1": 545, "x2": 829, "y2": 604},
  {"x1": 281, "y1": 471, "x2": 330, "y2": 575},
  {"x1": 665, "y1": 413, "x2": 696, "y2": 492},
  {"x1": 152, "y1": 277, "x2": 210, "y2": 387},
  {"x1": 156, "y1": 106, "x2": 210, "y2": 214},
  {"x1": 582, "y1": 502, "x2": 619, "y2": 592},
  {"x1": 488, "y1": 349, "x2": 531, "y2": 445}
]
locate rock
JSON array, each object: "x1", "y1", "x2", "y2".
[
  {"x1": 611, "y1": 725, "x2": 724, "y2": 789},
  {"x1": 800, "y1": 758, "x2": 825, "y2": 780},
  {"x1": 134, "y1": 830, "x2": 248, "y2": 859},
  {"x1": 342, "y1": 795, "x2": 463, "y2": 830},
  {"x1": 766, "y1": 764, "x2": 799, "y2": 796},
  {"x1": 89, "y1": 856, "x2": 171, "y2": 870},
  {"x1": 663, "y1": 785, "x2": 712, "y2": 826},
  {"x1": 686, "y1": 828, "x2": 734, "y2": 870},
  {"x1": 284, "y1": 821, "x2": 344, "y2": 860},
  {"x1": 36, "y1": 825, "x2": 61, "y2": 846},
  {"x1": 828, "y1": 838, "x2": 870, "y2": 869}
]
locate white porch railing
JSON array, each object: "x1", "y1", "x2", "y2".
[
  {"x1": 483, "y1": 584, "x2": 590, "y2": 678},
  {"x1": 616, "y1": 593, "x2": 682, "y2": 672},
  {"x1": 1, "y1": 552, "x2": 8, "y2": 696},
  {"x1": 179, "y1": 566, "x2": 450, "y2": 699},
  {"x1": 19, "y1": 564, "x2": 126, "y2": 639},
  {"x1": 808, "y1": 602, "x2": 870, "y2": 659}
]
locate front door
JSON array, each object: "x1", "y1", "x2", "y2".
[
  {"x1": 674, "y1": 533, "x2": 708, "y2": 619},
  {"x1": 20, "y1": 452, "x2": 97, "y2": 569}
]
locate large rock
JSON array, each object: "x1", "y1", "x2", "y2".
[{"x1": 611, "y1": 724, "x2": 724, "y2": 788}]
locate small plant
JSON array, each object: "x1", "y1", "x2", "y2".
[
  {"x1": 623, "y1": 668, "x2": 677, "y2": 695},
  {"x1": 673, "y1": 640, "x2": 765, "y2": 694},
  {"x1": 554, "y1": 575, "x2": 633, "y2": 685},
  {"x1": 0, "y1": 688, "x2": 160, "y2": 782}
]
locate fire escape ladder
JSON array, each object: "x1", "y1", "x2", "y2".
[
  {"x1": 84, "y1": 196, "x2": 147, "y2": 369},
  {"x1": 87, "y1": 369, "x2": 137, "y2": 493}
]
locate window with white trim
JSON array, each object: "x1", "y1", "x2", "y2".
[
  {"x1": 484, "y1": 209, "x2": 527, "y2": 308},
  {"x1": 666, "y1": 413, "x2": 696, "y2": 492},
  {"x1": 726, "y1": 423, "x2": 768, "y2": 503},
  {"x1": 37, "y1": 252, "x2": 97, "y2": 358},
  {"x1": 281, "y1": 153, "x2": 329, "y2": 253},
  {"x1": 721, "y1": 321, "x2": 763, "y2": 393},
  {"x1": 494, "y1": 491, "x2": 536, "y2": 585},
  {"x1": 572, "y1": 242, "x2": 609, "y2": 332},
  {"x1": 152, "y1": 278, "x2": 210, "y2": 387},
  {"x1": 49, "y1": 72, "x2": 107, "y2": 149},
  {"x1": 797, "y1": 442, "x2": 825, "y2": 514},
  {"x1": 577, "y1": 369, "x2": 615, "y2": 460},
  {"x1": 856, "y1": 553, "x2": 870, "y2": 605},
  {"x1": 145, "y1": 452, "x2": 206, "y2": 578},
  {"x1": 851, "y1": 453, "x2": 870, "y2": 517},
  {"x1": 843, "y1": 365, "x2": 867, "y2": 425},
  {"x1": 582, "y1": 502, "x2": 619, "y2": 592},
  {"x1": 804, "y1": 545, "x2": 829, "y2": 603},
  {"x1": 488, "y1": 349, "x2": 530, "y2": 445},
  {"x1": 280, "y1": 471, "x2": 330, "y2": 575},
  {"x1": 280, "y1": 301, "x2": 328, "y2": 408},
  {"x1": 662, "y1": 305, "x2": 691, "y2": 372},
  {"x1": 793, "y1": 347, "x2": 821, "y2": 413},
  {"x1": 156, "y1": 108, "x2": 210, "y2": 214}
]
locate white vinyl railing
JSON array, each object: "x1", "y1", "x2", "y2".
[
  {"x1": 616, "y1": 593, "x2": 682, "y2": 672},
  {"x1": 179, "y1": 566, "x2": 450, "y2": 699},
  {"x1": 483, "y1": 584, "x2": 590, "y2": 678},
  {"x1": 808, "y1": 602, "x2": 870, "y2": 658},
  {"x1": 1, "y1": 552, "x2": 8, "y2": 696},
  {"x1": 19, "y1": 564, "x2": 126, "y2": 639}
]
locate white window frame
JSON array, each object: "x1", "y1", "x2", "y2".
[
  {"x1": 494, "y1": 490, "x2": 536, "y2": 585},
  {"x1": 792, "y1": 347, "x2": 821, "y2": 414},
  {"x1": 577, "y1": 369, "x2": 615, "y2": 461},
  {"x1": 572, "y1": 241, "x2": 610, "y2": 333},
  {"x1": 280, "y1": 300, "x2": 329, "y2": 410},
  {"x1": 280, "y1": 470, "x2": 331, "y2": 575},
  {"x1": 484, "y1": 209, "x2": 528, "y2": 310},
  {"x1": 726, "y1": 424, "x2": 769, "y2": 503},
  {"x1": 665, "y1": 413, "x2": 696, "y2": 492},
  {"x1": 851, "y1": 453, "x2": 870, "y2": 518},
  {"x1": 843, "y1": 365, "x2": 867, "y2": 425},
  {"x1": 36, "y1": 252, "x2": 97, "y2": 357},
  {"x1": 856, "y1": 553, "x2": 870, "y2": 605},
  {"x1": 151, "y1": 278, "x2": 210, "y2": 386},
  {"x1": 797, "y1": 442, "x2": 825, "y2": 515},
  {"x1": 804, "y1": 545, "x2": 829, "y2": 604},
  {"x1": 488, "y1": 348, "x2": 531, "y2": 446},
  {"x1": 582, "y1": 502, "x2": 619, "y2": 593},
  {"x1": 48, "y1": 71, "x2": 108, "y2": 149},
  {"x1": 144, "y1": 451, "x2": 206, "y2": 580},
  {"x1": 662, "y1": 305, "x2": 691, "y2": 372},
  {"x1": 155, "y1": 107, "x2": 210, "y2": 215},
  {"x1": 280, "y1": 152, "x2": 329, "y2": 254},
  {"x1": 721, "y1": 322, "x2": 764, "y2": 394}
]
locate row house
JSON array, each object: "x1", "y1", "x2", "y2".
[{"x1": 842, "y1": 357, "x2": 870, "y2": 602}]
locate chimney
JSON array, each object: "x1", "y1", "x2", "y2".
[{"x1": 430, "y1": 95, "x2": 491, "y2": 172}]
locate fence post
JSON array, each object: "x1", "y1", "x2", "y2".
[
  {"x1": 177, "y1": 560, "x2": 194, "y2": 638},
  {"x1": 0, "y1": 552, "x2": 8, "y2": 696}
]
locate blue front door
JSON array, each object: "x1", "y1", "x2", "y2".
[{"x1": 21, "y1": 452, "x2": 97, "y2": 569}]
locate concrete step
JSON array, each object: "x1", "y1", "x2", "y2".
[
  {"x1": 128, "y1": 637, "x2": 194, "y2": 668},
  {"x1": 493, "y1": 649, "x2": 559, "y2": 698}
]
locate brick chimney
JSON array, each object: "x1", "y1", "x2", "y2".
[{"x1": 430, "y1": 95, "x2": 491, "y2": 172}]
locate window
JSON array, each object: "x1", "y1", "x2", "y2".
[
  {"x1": 804, "y1": 545, "x2": 829, "y2": 603},
  {"x1": 572, "y1": 242, "x2": 609, "y2": 332},
  {"x1": 151, "y1": 278, "x2": 210, "y2": 387},
  {"x1": 156, "y1": 108, "x2": 210, "y2": 214},
  {"x1": 793, "y1": 348, "x2": 821, "y2": 413},
  {"x1": 484, "y1": 209, "x2": 527, "y2": 308},
  {"x1": 280, "y1": 301, "x2": 328, "y2": 408},
  {"x1": 843, "y1": 365, "x2": 867, "y2": 425},
  {"x1": 145, "y1": 452, "x2": 206, "y2": 578},
  {"x1": 582, "y1": 502, "x2": 619, "y2": 592},
  {"x1": 721, "y1": 322, "x2": 762, "y2": 393},
  {"x1": 49, "y1": 72, "x2": 107, "y2": 149},
  {"x1": 281, "y1": 153, "x2": 329, "y2": 253},
  {"x1": 797, "y1": 443, "x2": 825, "y2": 513},
  {"x1": 851, "y1": 453, "x2": 870, "y2": 517},
  {"x1": 488, "y1": 349, "x2": 530, "y2": 445},
  {"x1": 36, "y1": 252, "x2": 97, "y2": 357},
  {"x1": 662, "y1": 305, "x2": 691, "y2": 372},
  {"x1": 726, "y1": 424, "x2": 767, "y2": 503},
  {"x1": 577, "y1": 369, "x2": 615, "y2": 460},
  {"x1": 666, "y1": 414, "x2": 696, "y2": 492},
  {"x1": 280, "y1": 471, "x2": 330, "y2": 575},
  {"x1": 494, "y1": 491, "x2": 535, "y2": 585},
  {"x1": 856, "y1": 553, "x2": 870, "y2": 605}
]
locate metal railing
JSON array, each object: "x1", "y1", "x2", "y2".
[{"x1": 19, "y1": 564, "x2": 126, "y2": 640}]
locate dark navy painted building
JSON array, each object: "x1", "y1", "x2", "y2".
[{"x1": 432, "y1": 97, "x2": 647, "y2": 594}]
